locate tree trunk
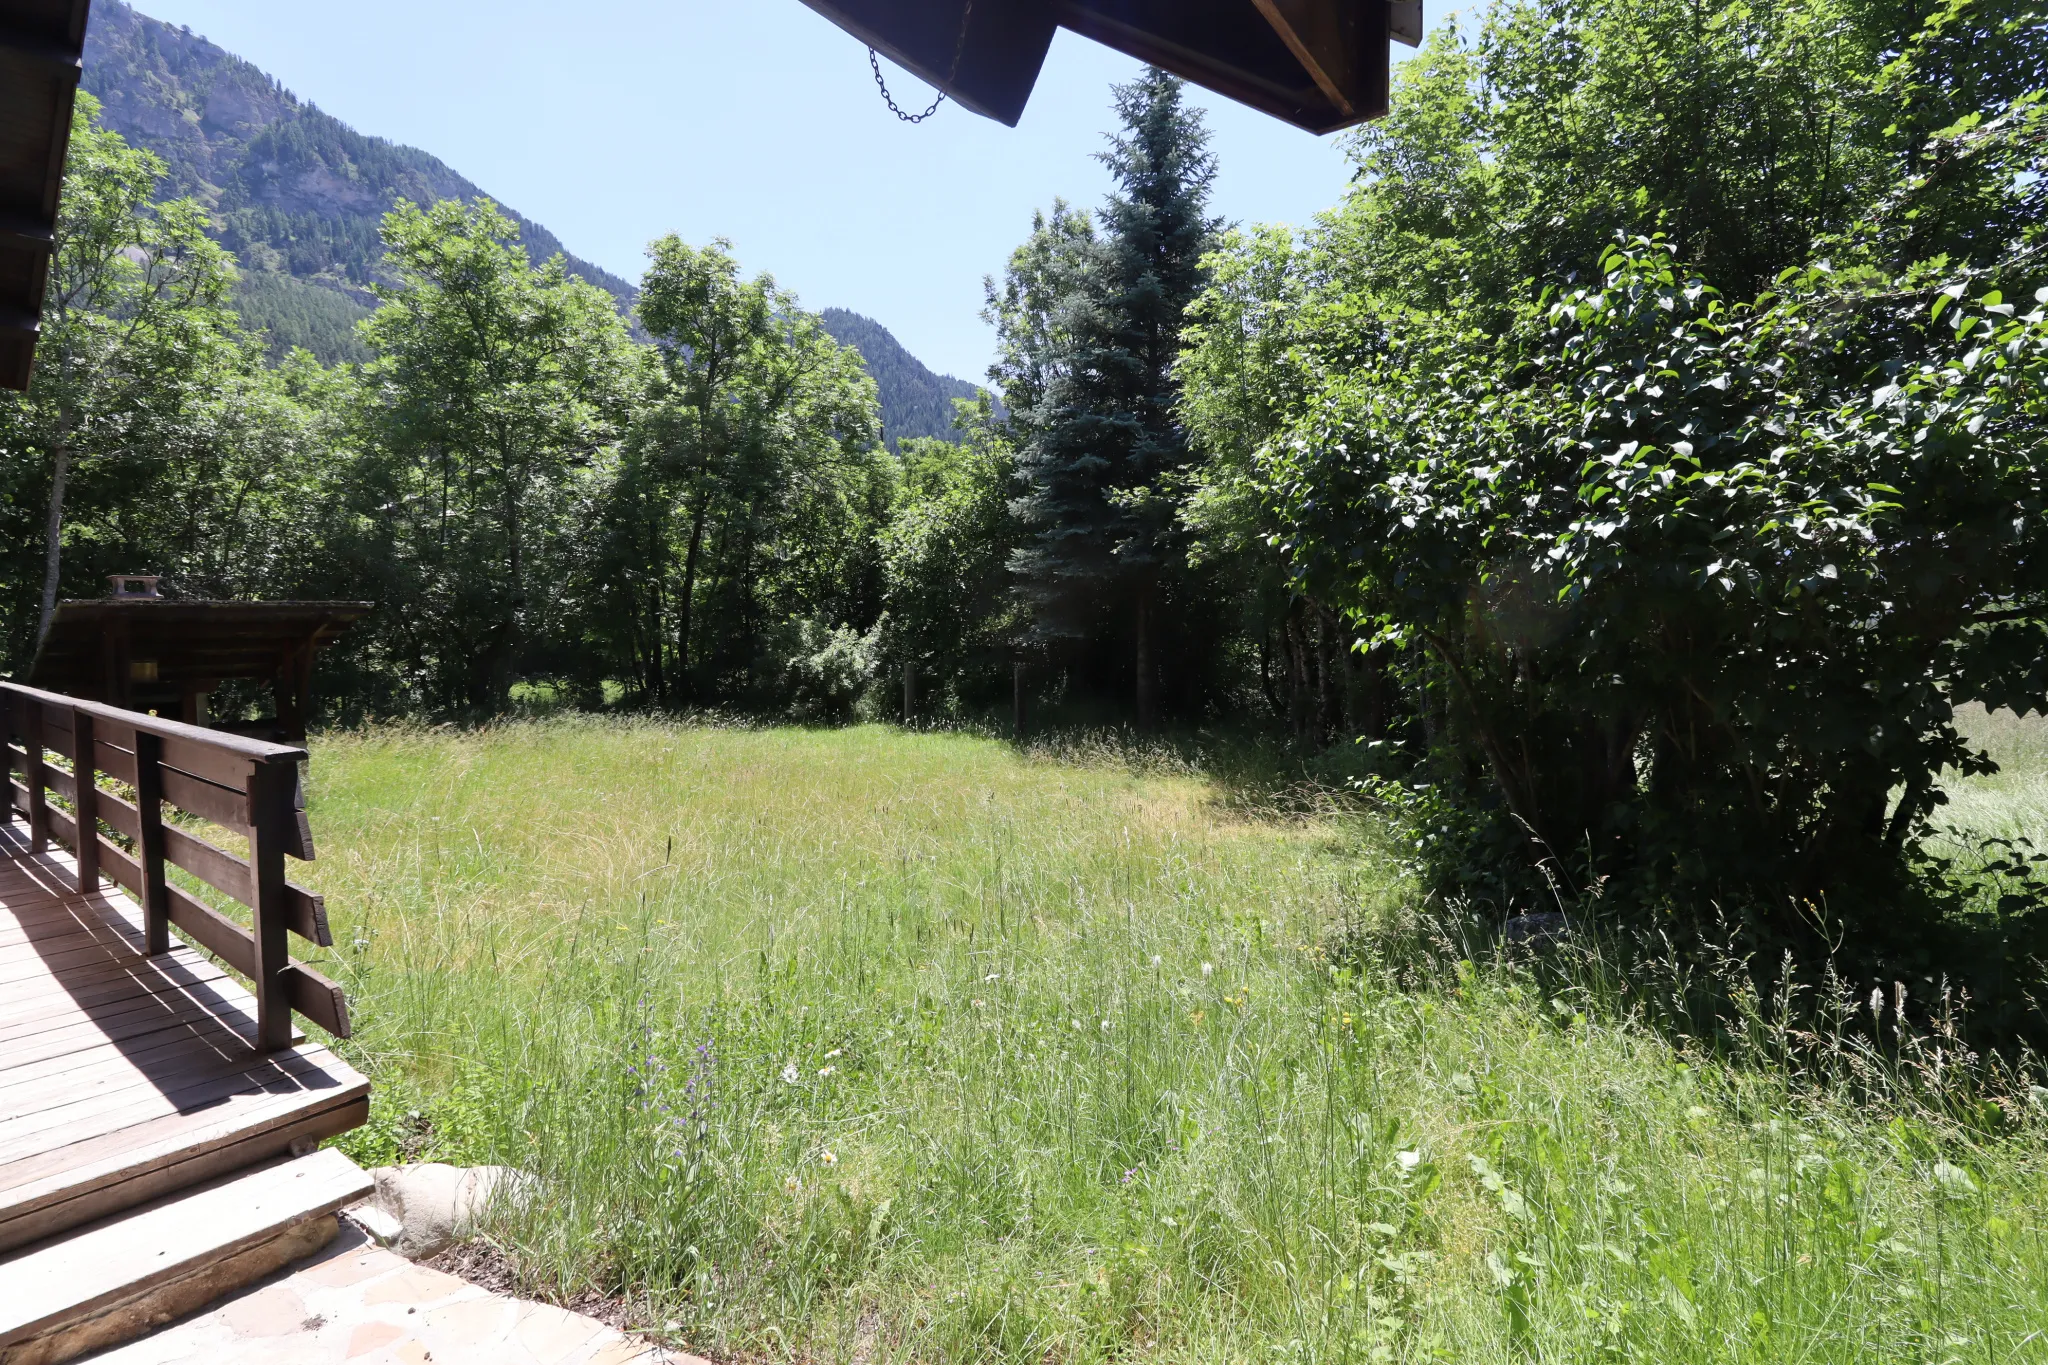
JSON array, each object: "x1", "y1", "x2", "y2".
[
  {"x1": 38, "y1": 444, "x2": 71, "y2": 641},
  {"x1": 1285, "y1": 606, "x2": 1311, "y2": 746},
  {"x1": 1317, "y1": 608, "x2": 1342, "y2": 747},
  {"x1": 1135, "y1": 580, "x2": 1157, "y2": 733},
  {"x1": 674, "y1": 486, "x2": 712, "y2": 704},
  {"x1": 902, "y1": 659, "x2": 917, "y2": 723},
  {"x1": 645, "y1": 511, "x2": 667, "y2": 705},
  {"x1": 1014, "y1": 660, "x2": 1027, "y2": 741},
  {"x1": 492, "y1": 481, "x2": 523, "y2": 709},
  {"x1": 1258, "y1": 629, "x2": 1281, "y2": 717}
]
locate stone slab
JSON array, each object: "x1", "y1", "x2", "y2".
[{"x1": 80, "y1": 1223, "x2": 712, "y2": 1365}]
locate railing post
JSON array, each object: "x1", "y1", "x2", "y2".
[
  {"x1": 133, "y1": 730, "x2": 170, "y2": 955},
  {"x1": 248, "y1": 758, "x2": 295, "y2": 1051},
  {"x1": 1, "y1": 691, "x2": 14, "y2": 828},
  {"x1": 70, "y1": 709, "x2": 98, "y2": 895},
  {"x1": 23, "y1": 699, "x2": 49, "y2": 853}
]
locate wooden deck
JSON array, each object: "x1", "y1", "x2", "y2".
[{"x1": 0, "y1": 823, "x2": 368, "y2": 1257}]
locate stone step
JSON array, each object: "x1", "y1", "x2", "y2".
[{"x1": 0, "y1": 1147, "x2": 371, "y2": 1365}]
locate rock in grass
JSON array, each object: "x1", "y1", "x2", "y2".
[
  {"x1": 1503, "y1": 911, "x2": 1569, "y2": 946},
  {"x1": 358, "y1": 1163, "x2": 529, "y2": 1260}
]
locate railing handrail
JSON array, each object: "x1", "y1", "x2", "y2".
[
  {"x1": 0, "y1": 680, "x2": 306, "y2": 764},
  {"x1": 2, "y1": 684, "x2": 349, "y2": 1050}
]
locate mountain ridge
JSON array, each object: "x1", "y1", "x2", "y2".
[
  {"x1": 80, "y1": 1, "x2": 983, "y2": 446},
  {"x1": 819, "y1": 309, "x2": 983, "y2": 449}
]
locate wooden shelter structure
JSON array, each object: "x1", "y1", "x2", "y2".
[
  {"x1": 0, "y1": 0, "x2": 91, "y2": 392},
  {"x1": 800, "y1": 0, "x2": 1419, "y2": 133},
  {"x1": 25, "y1": 579, "x2": 371, "y2": 742}
]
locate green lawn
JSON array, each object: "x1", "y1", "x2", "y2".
[{"x1": 291, "y1": 718, "x2": 2048, "y2": 1363}]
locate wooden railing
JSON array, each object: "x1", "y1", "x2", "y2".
[{"x1": 1, "y1": 680, "x2": 349, "y2": 1050}]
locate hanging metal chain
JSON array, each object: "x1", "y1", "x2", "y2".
[{"x1": 868, "y1": 0, "x2": 973, "y2": 124}]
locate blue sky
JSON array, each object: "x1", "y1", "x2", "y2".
[{"x1": 117, "y1": 2, "x2": 1418, "y2": 383}]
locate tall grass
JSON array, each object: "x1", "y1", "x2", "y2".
[{"x1": 293, "y1": 717, "x2": 2048, "y2": 1363}]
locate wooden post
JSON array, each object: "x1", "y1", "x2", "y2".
[
  {"x1": 107, "y1": 617, "x2": 133, "y2": 712},
  {"x1": 23, "y1": 700, "x2": 49, "y2": 853},
  {"x1": 133, "y1": 731, "x2": 170, "y2": 955},
  {"x1": 276, "y1": 641, "x2": 313, "y2": 740},
  {"x1": 1, "y1": 693, "x2": 14, "y2": 828},
  {"x1": 180, "y1": 681, "x2": 208, "y2": 727},
  {"x1": 70, "y1": 709, "x2": 98, "y2": 895},
  {"x1": 248, "y1": 758, "x2": 295, "y2": 1050},
  {"x1": 902, "y1": 659, "x2": 917, "y2": 724}
]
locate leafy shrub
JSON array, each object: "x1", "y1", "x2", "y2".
[
  {"x1": 1266, "y1": 226, "x2": 2048, "y2": 1028},
  {"x1": 761, "y1": 617, "x2": 880, "y2": 721}
]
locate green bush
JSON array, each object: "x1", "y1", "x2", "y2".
[{"x1": 1265, "y1": 225, "x2": 2048, "y2": 1027}]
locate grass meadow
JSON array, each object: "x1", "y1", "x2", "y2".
[{"x1": 281, "y1": 717, "x2": 2048, "y2": 1363}]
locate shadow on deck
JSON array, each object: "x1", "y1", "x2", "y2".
[{"x1": 0, "y1": 826, "x2": 367, "y2": 1256}]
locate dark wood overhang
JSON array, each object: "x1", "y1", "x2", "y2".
[
  {"x1": 0, "y1": 0, "x2": 91, "y2": 392},
  {"x1": 798, "y1": 0, "x2": 1419, "y2": 133},
  {"x1": 26, "y1": 598, "x2": 373, "y2": 742}
]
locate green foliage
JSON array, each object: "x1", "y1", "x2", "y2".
[
  {"x1": 997, "y1": 71, "x2": 1222, "y2": 727},
  {"x1": 1169, "y1": 0, "x2": 2048, "y2": 1034},
  {"x1": 1274, "y1": 231, "x2": 2048, "y2": 938},
  {"x1": 0, "y1": 92, "x2": 246, "y2": 660},
  {"x1": 593, "y1": 236, "x2": 887, "y2": 711},
  {"x1": 762, "y1": 617, "x2": 882, "y2": 721},
  {"x1": 1337, "y1": 0, "x2": 1890, "y2": 319},
  {"x1": 356, "y1": 198, "x2": 637, "y2": 716},
  {"x1": 878, "y1": 398, "x2": 1023, "y2": 715}
]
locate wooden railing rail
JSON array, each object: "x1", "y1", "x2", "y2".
[{"x1": 0, "y1": 680, "x2": 349, "y2": 1050}]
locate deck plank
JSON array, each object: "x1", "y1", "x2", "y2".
[{"x1": 0, "y1": 822, "x2": 367, "y2": 1251}]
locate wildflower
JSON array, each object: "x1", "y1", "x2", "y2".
[
  {"x1": 1190, "y1": 1009, "x2": 1206, "y2": 1025},
  {"x1": 820, "y1": 1149, "x2": 839, "y2": 1166},
  {"x1": 781, "y1": 1062, "x2": 800, "y2": 1085},
  {"x1": 984, "y1": 972, "x2": 1000, "y2": 983},
  {"x1": 784, "y1": 1175, "x2": 802, "y2": 1193},
  {"x1": 1201, "y1": 962, "x2": 1215, "y2": 977},
  {"x1": 1121, "y1": 1167, "x2": 1139, "y2": 1184},
  {"x1": 1149, "y1": 955, "x2": 1161, "y2": 967},
  {"x1": 972, "y1": 998, "x2": 986, "y2": 1008},
  {"x1": 818, "y1": 1065, "x2": 837, "y2": 1077},
  {"x1": 824, "y1": 1048, "x2": 843, "y2": 1059},
  {"x1": 1100, "y1": 1019, "x2": 1112, "y2": 1032}
]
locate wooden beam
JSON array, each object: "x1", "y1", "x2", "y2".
[{"x1": 1248, "y1": 0, "x2": 1354, "y2": 118}]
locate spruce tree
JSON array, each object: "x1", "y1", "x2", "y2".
[{"x1": 1005, "y1": 69, "x2": 1218, "y2": 729}]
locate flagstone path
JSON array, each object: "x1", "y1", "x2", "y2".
[{"x1": 82, "y1": 1220, "x2": 707, "y2": 1365}]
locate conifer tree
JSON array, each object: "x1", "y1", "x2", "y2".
[{"x1": 1004, "y1": 69, "x2": 1218, "y2": 729}]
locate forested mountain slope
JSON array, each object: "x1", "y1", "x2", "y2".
[
  {"x1": 820, "y1": 309, "x2": 984, "y2": 447},
  {"x1": 80, "y1": 3, "x2": 980, "y2": 448},
  {"x1": 80, "y1": 0, "x2": 631, "y2": 363}
]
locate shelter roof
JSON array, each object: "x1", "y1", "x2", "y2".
[
  {"x1": 0, "y1": 0, "x2": 90, "y2": 392},
  {"x1": 799, "y1": 0, "x2": 1417, "y2": 133},
  {"x1": 26, "y1": 599, "x2": 374, "y2": 698}
]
